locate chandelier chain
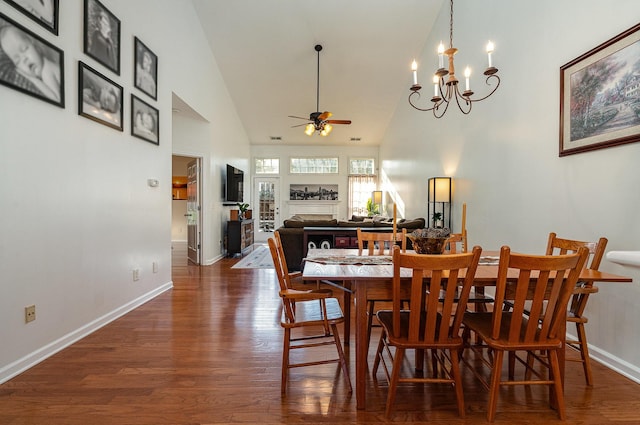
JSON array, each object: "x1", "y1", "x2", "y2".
[{"x1": 449, "y1": 0, "x2": 454, "y2": 49}]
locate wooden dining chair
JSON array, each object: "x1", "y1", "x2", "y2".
[
  {"x1": 544, "y1": 232, "x2": 608, "y2": 386},
  {"x1": 503, "y1": 232, "x2": 608, "y2": 385},
  {"x1": 447, "y1": 202, "x2": 468, "y2": 254},
  {"x1": 372, "y1": 245, "x2": 482, "y2": 418},
  {"x1": 268, "y1": 236, "x2": 352, "y2": 394},
  {"x1": 462, "y1": 245, "x2": 588, "y2": 422},
  {"x1": 356, "y1": 227, "x2": 406, "y2": 352}
]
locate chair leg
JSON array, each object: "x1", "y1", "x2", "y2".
[
  {"x1": 372, "y1": 328, "x2": 386, "y2": 375},
  {"x1": 450, "y1": 348, "x2": 466, "y2": 417},
  {"x1": 548, "y1": 349, "x2": 566, "y2": 420},
  {"x1": 281, "y1": 328, "x2": 291, "y2": 394},
  {"x1": 366, "y1": 300, "x2": 375, "y2": 353},
  {"x1": 331, "y1": 323, "x2": 352, "y2": 393},
  {"x1": 385, "y1": 347, "x2": 405, "y2": 418},
  {"x1": 576, "y1": 322, "x2": 593, "y2": 386},
  {"x1": 487, "y1": 349, "x2": 504, "y2": 422}
]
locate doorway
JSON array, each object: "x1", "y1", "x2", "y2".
[
  {"x1": 172, "y1": 155, "x2": 202, "y2": 264},
  {"x1": 253, "y1": 177, "x2": 280, "y2": 243}
]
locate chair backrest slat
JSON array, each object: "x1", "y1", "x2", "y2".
[
  {"x1": 492, "y1": 246, "x2": 589, "y2": 343},
  {"x1": 357, "y1": 228, "x2": 406, "y2": 256},
  {"x1": 392, "y1": 245, "x2": 482, "y2": 344}
]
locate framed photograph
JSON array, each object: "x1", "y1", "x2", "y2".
[
  {"x1": 78, "y1": 61, "x2": 123, "y2": 130},
  {"x1": 134, "y1": 37, "x2": 157, "y2": 100},
  {"x1": 3, "y1": 0, "x2": 59, "y2": 34},
  {"x1": 83, "y1": 0, "x2": 120, "y2": 75},
  {"x1": 0, "y1": 12, "x2": 64, "y2": 107},
  {"x1": 289, "y1": 184, "x2": 338, "y2": 201},
  {"x1": 131, "y1": 94, "x2": 159, "y2": 145},
  {"x1": 560, "y1": 23, "x2": 640, "y2": 156}
]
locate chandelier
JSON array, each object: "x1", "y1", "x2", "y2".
[{"x1": 408, "y1": 0, "x2": 500, "y2": 118}]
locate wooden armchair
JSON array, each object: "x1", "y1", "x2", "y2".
[
  {"x1": 372, "y1": 245, "x2": 482, "y2": 418},
  {"x1": 268, "y1": 236, "x2": 352, "y2": 394},
  {"x1": 462, "y1": 246, "x2": 588, "y2": 422}
]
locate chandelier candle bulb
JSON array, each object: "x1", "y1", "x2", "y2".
[
  {"x1": 411, "y1": 60, "x2": 418, "y2": 85},
  {"x1": 438, "y1": 42, "x2": 445, "y2": 68},
  {"x1": 486, "y1": 41, "x2": 494, "y2": 68},
  {"x1": 433, "y1": 75, "x2": 439, "y2": 96},
  {"x1": 464, "y1": 67, "x2": 471, "y2": 91}
]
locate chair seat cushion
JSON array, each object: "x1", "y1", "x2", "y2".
[
  {"x1": 463, "y1": 312, "x2": 563, "y2": 350},
  {"x1": 376, "y1": 310, "x2": 462, "y2": 348}
]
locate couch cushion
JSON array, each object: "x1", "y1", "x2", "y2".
[
  {"x1": 338, "y1": 220, "x2": 374, "y2": 227},
  {"x1": 397, "y1": 218, "x2": 426, "y2": 229}
]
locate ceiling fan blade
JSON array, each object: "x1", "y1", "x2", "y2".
[
  {"x1": 318, "y1": 111, "x2": 332, "y2": 121},
  {"x1": 326, "y1": 119, "x2": 351, "y2": 125},
  {"x1": 288, "y1": 115, "x2": 311, "y2": 120}
]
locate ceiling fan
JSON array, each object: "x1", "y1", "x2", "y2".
[{"x1": 289, "y1": 44, "x2": 352, "y2": 136}]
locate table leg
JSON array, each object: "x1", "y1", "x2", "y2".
[
  {"x1": 355, "y1": 280, "x2": 367, "y2": 410},
  {"x1": 343, "y1": 281, "x2": 351, "y2": 346}
]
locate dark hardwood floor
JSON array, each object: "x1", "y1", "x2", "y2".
[{"x1": 0, "y1": 244, "x2": 638, "y2": 424}]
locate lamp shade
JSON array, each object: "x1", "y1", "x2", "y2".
[
  {"x1": 372, "y1": 190, "x2": 383, "y2": 205},
  {"x1": 428, "y1": 177, "x2": 451, "y2": 202}
]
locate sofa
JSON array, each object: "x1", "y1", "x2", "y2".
[{"x1": 276, "y1": 215, "x2": 426, "y2": 271}]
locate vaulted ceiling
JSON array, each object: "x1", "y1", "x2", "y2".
[{"x1": 191, "y1": 0, "x2": 444, "y2": 146}]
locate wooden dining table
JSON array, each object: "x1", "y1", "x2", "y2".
[{"x1": 302, "y1": 248, "x2": 632, "y2": 410}]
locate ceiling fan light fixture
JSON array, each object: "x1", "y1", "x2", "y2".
[
  {"x1": 320, "y1": 123, "x2": 333, "y2": 136},
  {"x1": 304, "y1": 123, "x2": 315, "y2": 136}
]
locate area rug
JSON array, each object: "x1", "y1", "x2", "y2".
[{"x1": 231, "y1": 245, "x2": 274, "y2": 269}]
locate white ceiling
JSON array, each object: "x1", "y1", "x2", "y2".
[{"x1": 189, "y1": 0, "x2": 444, "y2": 146}]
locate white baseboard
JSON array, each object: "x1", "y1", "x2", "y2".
[
  {"x1": 0, "y1": 282, "x2": 173, "y2": 385},
  {"x1": 566, "y1": 331, "x2": 640, "y2": 384}
]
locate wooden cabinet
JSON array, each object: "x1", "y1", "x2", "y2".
[{"x1": 227, "y1": 219, "x2": 254, "y2": 256}]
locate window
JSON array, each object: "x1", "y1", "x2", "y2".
[
  {"x1": 255, "y1": 158, "x2": 279, "y2": 174},
  {"x1": 349, "y1": 158, "x2": 375, "y2": 175},
  {"x1": 348, "y1": 175, "x2": 377, "y2": 217},
  {"x1": 290, "y1": 157, "x2": 338, "y2": 174}
]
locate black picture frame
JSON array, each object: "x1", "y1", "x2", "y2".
[
  {"x1": 0, "y1": 12, "x2": 64, "y2": 107},
  {"x1": 560, "y1": 23, "x2": 640, "y2": 156},
  {"x1": 134, "y1": 36, "x2": 157, "y2": 100},
  {"x1": 83, "y1": 0, "x2": 120, "y2": 75},
  {"x1": 78, "y1": 61, "x2": 123, "y2": 131},
  {"x1": 131, "y1": 94, "x2": 159, "y2": 145},
  {"x1": 3, "y1": 0, "x2": 59, "y2": 35}
]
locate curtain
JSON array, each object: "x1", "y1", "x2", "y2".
[{"x1": 348, "y1": 175, "x2": 377, "y2": 218}]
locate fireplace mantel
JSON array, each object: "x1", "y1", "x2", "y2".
[{"x1": 286, "y1": 200, "x2": 341, "y2": 219}]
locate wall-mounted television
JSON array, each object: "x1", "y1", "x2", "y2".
[{"x1": 224, "y1": 164, "x2": 244, "y2": 203}]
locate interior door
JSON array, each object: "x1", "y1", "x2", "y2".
[
  {"x1": 186, "y1": 159, "x2": 201, "y2": 264},
  {"x1": 253, "y1": 177, "x2": 280, "y2": 242}
]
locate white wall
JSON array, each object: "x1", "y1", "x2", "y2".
[
  {"x1": 380, "y1": 0, "x2": 640, "y2": 381},
  {"x1": 251, "y1": 144, "x2": 380, "y2": 222},
  {"x1": 0, "y1": 0, "x2": 249, "y2": 382}
]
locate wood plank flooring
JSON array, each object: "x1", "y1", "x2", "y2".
[{"x1": 0, "y1": 245, "x2": 639, "y2": 424}]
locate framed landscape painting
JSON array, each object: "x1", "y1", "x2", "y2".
[
  {"x1": 0, "y1": 12, "x2": 64, "y2": 107},
  {"x1": 3, "y1": 0, "x2": 59, "y2": 34},
  {"x1": 560, "y1": 23, "x2": 640, "y2": 156}
]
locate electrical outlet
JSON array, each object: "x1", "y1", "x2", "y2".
[
  {"x1": 25, "y1": 305, "x2": 36, "y2": 323},
  {"x1": 152, "y1": 262, "x2": 158, "y2": 273},
  {"x1": 133, "y1": 269, "x2": 140, "y2": 281}
]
